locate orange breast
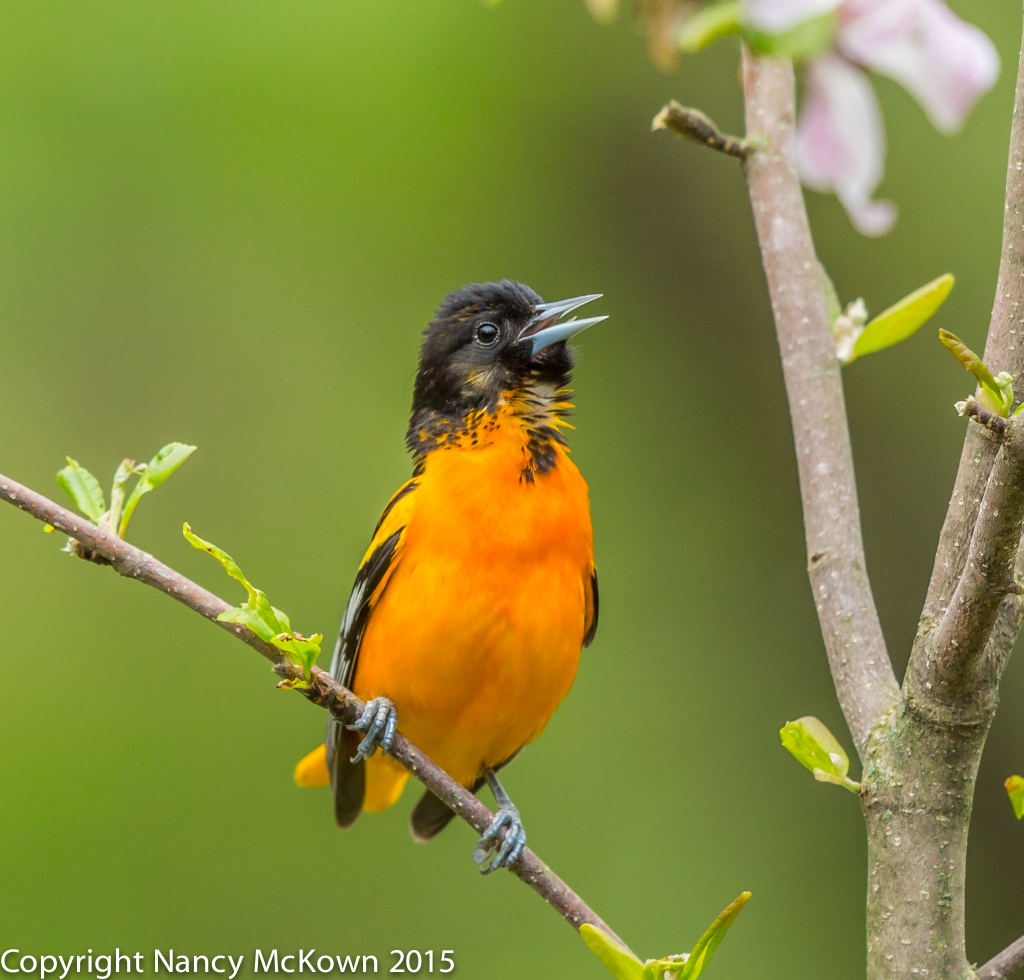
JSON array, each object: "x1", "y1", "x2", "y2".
[{"x1": 352, "y1": 414, "x2": 594, "y2": 789}]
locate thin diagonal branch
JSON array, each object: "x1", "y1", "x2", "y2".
[
  {"x1": 907, "y1": 414, "x2": 1024, "y2": 714},
  {"x1": 980, "y1": 934, "x2": 1024, "y2": 980},
  {"x1": 0, "y1": 472, "x2": 629, "y2": 951},
  {"x1": 738, "y1": 47, "x2": 899, "y2": 753}
]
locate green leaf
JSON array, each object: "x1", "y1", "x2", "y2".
[
  {"x1": 582, "y1": 894, "x2": 752, "y2": 980},
  {"x1": 120, "y1": 442, "x2": 196, "y2": 536},
  {"x1": 145, "y1": 442, "x2": 196, "y2": 485},
  {"x1": 580, "y1": 925, "x2": 645, "y2": 980},
  {"x1": 254, "y1": 589, "x2": 289, "y2": 636},
  {"x1": 742, "y1": 12, "x2": 836, "y2": 61},
  {"x1": 101, "y1": 458, "x2": 143, "y2": 534},
  {"x1": 271, "y1": 632, "x2": 323, "y2": 683},
  {"x1": 56, "y1": 458, "x2": 107, "y2": 523},
  {"x1": 187, "y1": 524, "x2": 321, "y2": 681},
  {"x1": 851, "y1": 273, "x2": 954, "y2": 361},
  {"x1": 780, "y1": 717, "x2": 860, "y2": 792},
  {"x1": 183, "y1": 523, "x2": 259, "y2": 607},
  {"x1": 1006, "y1": 775, "x2": 1024, "y2": 820},
  {"x1": 678, "y1": 2, "x2": 741, "y2": 53},
  {"x1": 217, "y1": 605, "x2": 277, "y2": 643},
  {"x1": 679, "y1": 892, "x2": 751, "y2": 980},
  {"x1": 272, "y1": 606, "x2": 292, "y2": 632},
  {"x1": 939, "y1": 330, "x2": 1014, "y2": 416}
]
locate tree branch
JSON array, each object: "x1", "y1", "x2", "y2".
[
  {"x1": 906, "y1": 414, "x2": 1024, "y2": 715},
  {"x1": 980, "y1": 935, "x2": 1024, "y2": 980},
  {"x1": 737, "y1": 48, "x2": 899, "y2": 753},
  {"x1": 957, "y1": 395, "x2": 1011, "y2": 436},
  {"x1": 919, "y1": 9, "x2": 1024, "y2": 650},
  {"x1": 652, "y1": 101, "x2": 751, "y2": 159},
  {"x1": 0, "y1": 472, "x2": 629, "y2": 951},
  {"x1": 905, "y1": 10, "x2": 1024, "y2": 726}
]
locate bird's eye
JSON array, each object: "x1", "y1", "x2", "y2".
[{"x1": 475, "y1": 322, "x2": 500, "y2": 347}]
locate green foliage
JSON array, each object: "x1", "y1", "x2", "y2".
[
  {"x1": 826, "y1": 272, "x2": 953, "y2": 365},
  {"x1": 678, "y1": 2, "x2": 741, "y2": 53},
  {"x1": 741, "y1": 13, "x2": 836, "y2": 61},
  {"x1": 581, "y1": 928, "x2": 644, "y2": 980},
  {"x1": 183, "y1": 523, "x2": 322, "y2": 684},
  {"x1": 1006, "y1": 776, "x2": 1024, "y2": 820},
  {"x1": 580, "y1": 893, "x2": 751, "y2": 980},
  {"x1": 56, "y1": 442, "x2": 195, "y2": 538},
  {"x1": 852, "y1": 274, "x2": 954, "y2": 360},
  {"x1": 780, "y1": 717, "x2": 860, "y2": 793},
  {"x1": 57, "y1": 458, "x2": 107, "y2": 523},
  {"x1": 120, "y1": 443, "x2": 196, "y2": 536},
  {"x1": 939, "y1": 329, "x2": 1015, "y2": 416}
]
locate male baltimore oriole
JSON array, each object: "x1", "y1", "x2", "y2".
[{"x1": 294, "y1": 280, "x2": 605, "y2": 872}]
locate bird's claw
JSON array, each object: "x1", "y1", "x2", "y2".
[
  {"x1": 347, "y1": 696, "x2": 398, "y2": 762},
  {"x1": 473, "y1": 804, "x2": 527, "y2": 874}
]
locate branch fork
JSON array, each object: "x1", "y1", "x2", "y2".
[{"x1": 908, "y1": 411, "x2": 1024, "y2": 713}]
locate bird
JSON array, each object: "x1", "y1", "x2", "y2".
[{"x1": 293, "y1": 279, "x2": 605, "y2": 872}]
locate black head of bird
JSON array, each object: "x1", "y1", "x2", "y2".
[{"x1": 407, "y1": 279, "x2": 606, "y2": 457}]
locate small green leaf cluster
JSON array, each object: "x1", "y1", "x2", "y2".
[
  {"x1": 56, "y1": 443, "x2": 195, "y2": 540},
  {"x1": 939, "y1": 330, "x2": 1019, "y2": 417},
  {"x1": 1006, "y1": 776, "x2": 1024, "y2": 820},
  {"x1": 780, "y1": 717, "x2": 861, "y2": 793},
  {"x1": 677, "y1": 1, "x2": 835, "y2": 59},
  {"x1": 183, "y1": 524, "x2": 322, "y2": 685},
  {"x1": 580, "y1": 893, "x2": 750, "y2": 980},
  {"x1": 822, "y1": 269, "x2": 954, "y2": 366}
]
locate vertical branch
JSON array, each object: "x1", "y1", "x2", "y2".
[
  {"x1": 739, "y1": 47, "x2": 899, "y2": 753},
  {"x1": 862, "y1": 19, "x2": 1024, "y2": 979},
  {"x1": 919, "y1": 9, "x2": 1024, "y2": 647}
]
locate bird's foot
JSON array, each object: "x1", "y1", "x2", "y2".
[
  {"x1": 473, "y1": 803, "x2": 527, "y2": 874},
  {"x1": 346, "y1": 696, "x2": 398, "y2": 762}
]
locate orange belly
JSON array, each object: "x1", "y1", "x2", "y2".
[{"x1": 352, "y1": 426, "x2": 593, "y2": 792}]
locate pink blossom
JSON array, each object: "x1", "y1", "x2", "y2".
[
  {"x1": 838, "y1": 0, "x2": 1000, "y2": 133},
  {"x1": 742, "y1": 0, "x2": 1000, "y2": 234},
  {"x1": 796, "y1": 55, "x2": 898, "y2": 236}
]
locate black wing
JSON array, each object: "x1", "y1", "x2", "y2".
[
  {"x1": 325, "y1": 526, "x2": 405, "y2": 828},
  {"x1": 583, "y1": 567, "x2": 599, "y2": 647}
]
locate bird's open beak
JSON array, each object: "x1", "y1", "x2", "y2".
[{"x1": 518, "y1": 293, "x2": 608, "y2": 356}]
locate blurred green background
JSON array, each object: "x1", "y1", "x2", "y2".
[{"x1": 0, "y1": 2, "x2": 1021, "y2": 977}]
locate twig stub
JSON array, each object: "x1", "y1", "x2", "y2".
[
  {"x1": 652, "y1": 101, "x2": 751, "y2": 160},
  {"x1": 956, "y1": 395, "x2": 1010, "y2": 435}
]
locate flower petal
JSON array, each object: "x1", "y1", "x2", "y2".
[
  {"x1": 796, "y1": 55, "x2": 898, "y2": 236},
  {"x1": 742, "y1": 0, "x2": 842, "y2": 33},
  {"x1": 838, "y1": 0, "x2": 1000, "y2": 133}
]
